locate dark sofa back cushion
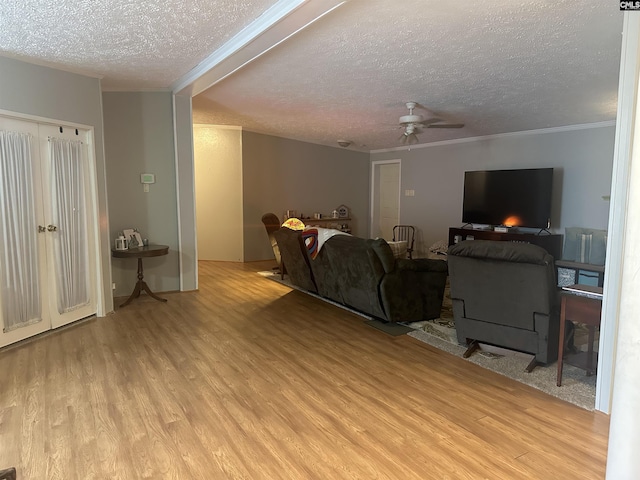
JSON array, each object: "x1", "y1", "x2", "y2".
[
  {"x1": 448, "y1": 240, "x2": 553, "y2": 265},
  {"x1": 448, "y1": 240, "x2": 556, "y2": 331},
  {"x1": 306, "y1": 245, "x2": 344, "y2": 304},
  {"x1": 323, "y1": 235, "x2": 387, "y2": 319}
]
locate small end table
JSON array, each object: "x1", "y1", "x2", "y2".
[
  {"x1": 111, "y1": 244, "x2": 169, "y2": 307},
  {"x1": 556, "y1": 284, "x2": 603, "y2": 387}
]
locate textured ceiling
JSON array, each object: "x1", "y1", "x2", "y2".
[
  {"x1": 0, "y1": 0, "x2": 623, "y2": 151},
  {"x1": 0, "y1": 0, "x2": 274, "y2": 90}
]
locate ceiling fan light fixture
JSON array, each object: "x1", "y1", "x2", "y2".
[
  {"x1": 399, "y1": 114, "x2": 423, "y2": 125},
  {"x1": 399, "y1": 101, "x2": 423, "y2": 125},
  {"x1": 395, "y1": 101, "x2": 464, "y2": 145}
]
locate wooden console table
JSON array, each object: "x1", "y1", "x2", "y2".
[
  {"x1": 111, "y1": 245, "x2": 169, "y2": 308},
  {"x1": 556, "y1": 284, "x2": 603, "y2": 387}
]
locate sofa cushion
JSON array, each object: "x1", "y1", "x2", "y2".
[
  {"x1": 387, "y1": 240, "x2": 407, "y2": 259},
  {"x1": 324, "y1": 235, "x2": 387, "y2": 319},
  {"x1": 306, "y1": 245, "x2": 344, "y2": 304}
]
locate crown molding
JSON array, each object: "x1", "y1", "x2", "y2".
[
  {"x1": 370, "y1": 121, "x2": 617, "y2": 154},
  {"x1": 171, "y1": 0, "x2": 348, "y2": 96}
]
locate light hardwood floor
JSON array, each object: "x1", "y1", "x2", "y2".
[{"x1": 0, "y1": 260, "x2": 609, "y2": 479}]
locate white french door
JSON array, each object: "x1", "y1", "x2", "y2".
[
  {"x1": 40, "y1": 124, "x2": 97, "y2": 328},
  {"x1": 0, "y1": 115, "x2": 98, "y2": 347}
]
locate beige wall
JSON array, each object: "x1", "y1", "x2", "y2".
[
  {"x1": 241, "y1": 131, "x2": 371, "y2": 261},
  {"x1": 193, "y1": 125, "x2": 244, "y2": 261},
  {"x1": 190, "y1": 128, "x2": 371, "y2": 263}
]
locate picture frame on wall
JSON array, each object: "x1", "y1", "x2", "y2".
[{"x1": 123, "y1": 228, "x2": 144, "y2": 248}]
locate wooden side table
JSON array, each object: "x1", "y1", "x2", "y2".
[
  {"x1": 556, "y1": 285, "x2": 603, "y2": 386},
  {"x1": 111, "y1": 245, "x2": 169, "y2": 307}
]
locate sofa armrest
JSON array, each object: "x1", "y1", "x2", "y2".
[
  {"x1": 379, "y1": 260, "x2": 448, "y2": 322},
  {"x1": 413, "y1": 266, "x2": 448, "y2": 320},
  {"x1": 379, "y1": 270, "x2": 423, "y2": 322}
]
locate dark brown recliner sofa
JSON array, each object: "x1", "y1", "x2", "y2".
[
  {"x1": 447, "y1": 240, "x2": 560, "y2": 367},
  {"x1": 273, "y1": 227, "x2": 448, "y2": 323}
]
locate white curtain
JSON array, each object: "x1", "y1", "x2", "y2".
[
  {"x1": 49, "y1": 137, "x2": 90, "y2": 314},
  {"x1": 0, "y1": 130, "x2": 42, "y2": 332}
]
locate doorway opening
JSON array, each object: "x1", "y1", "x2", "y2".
[{"x1": 370, "y1": 160, "x2": 401, "y2": 240}]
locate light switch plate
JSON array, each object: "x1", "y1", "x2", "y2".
[{"x1": 140, "y1": 173, "x2": 155, "y2": 184}]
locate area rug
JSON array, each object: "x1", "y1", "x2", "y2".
[
  {"x1": 364, "y1": 319, "x2": 413, "y2": 336},
  {"x1": 260, "y1": 271, "x2": 597, "y2": 410},
  {"x1": 407, "y1": 281, "x2": 597, "y2": 410}
]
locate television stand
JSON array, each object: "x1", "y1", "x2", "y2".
[{"x1": 448, "y1": 227, "x2": 563, "y2": 259}]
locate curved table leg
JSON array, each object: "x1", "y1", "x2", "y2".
[
  {"x1": 139, "y1": 280, "x2": 167, "y2": 303},
  {"x1": 120, "y1": 257, "x2": 167, "y2": 307}
]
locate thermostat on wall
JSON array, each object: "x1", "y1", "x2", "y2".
[{"x1": 140, "y1": 173, "x2": 156, "y2": 184}]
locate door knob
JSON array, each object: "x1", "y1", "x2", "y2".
[
  {"x1": 47, "y1": 225, "x2": 58, "y2": 232},
  {"x1": 38, "y1": 225, "x2": 47, "y2": 233}
]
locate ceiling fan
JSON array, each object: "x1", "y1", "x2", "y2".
[{"x1": 398, "y1": 102, "x2": 464, "y2": 143}]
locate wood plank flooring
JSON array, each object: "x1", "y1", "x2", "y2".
[{"x1": 0, "y1": 260, "x2": 609, "y2": 479}]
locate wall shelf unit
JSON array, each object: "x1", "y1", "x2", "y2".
[{"x1": 303, "y1": 217, "x2": 351, "y2": 233}]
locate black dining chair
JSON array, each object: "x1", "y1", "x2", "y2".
[
  {"x1": 392, "y1": 225, "x2": 416, "y2": 259},
  {"x1": 261, "y1": 212, "x2": 285, "y2": 277}
]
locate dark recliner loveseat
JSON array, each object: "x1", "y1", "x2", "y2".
[
  {"x1": 273, "y1": 227, "x2": 448, "y2": 323},
  {"x1": 447, "y1": 240, "x2": 560, "y2": 367}
]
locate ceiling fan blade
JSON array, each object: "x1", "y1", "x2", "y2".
[
  {"x1": 420, "y1": 117, "x2": 443, "y2": 126},
  {"x1": 427, "y1": 123, "x2": 465, "y2": 129}
]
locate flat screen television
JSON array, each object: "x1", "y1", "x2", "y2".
[{"x1": 462, "y1": 168, "x2": 553, "y2": 229}]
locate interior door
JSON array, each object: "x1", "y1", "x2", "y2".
[
  {"x1": 0, "y1": 117, "x2": 98, "y2": 347},
  {"x1": 370, "y1": 160, "x2": 400, "y2": 240},
  {"x1": 39, "y1": 124, "x2": 97, "y2": 329},
  {"x1": 0, "y1": 116, "x2": 51, "y2": 347}
]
